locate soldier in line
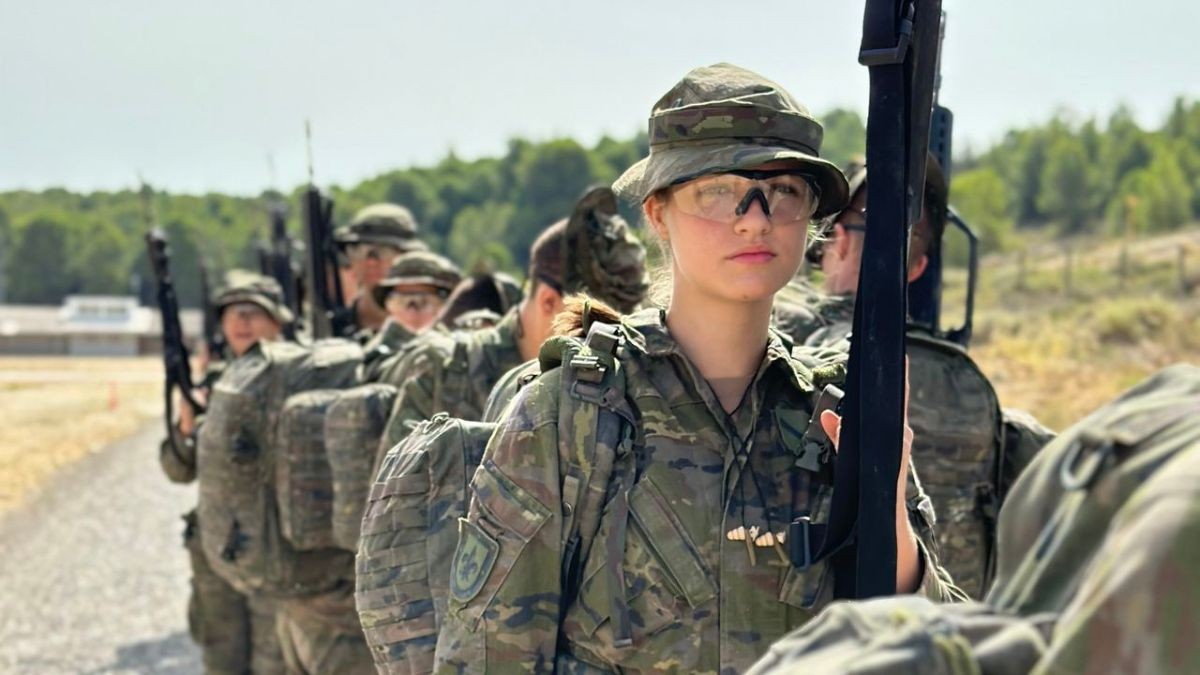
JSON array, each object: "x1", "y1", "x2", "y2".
[
  {"x1": 433, "y1": 63, "x2": 962, "y2": 673},
  {"x1": 375, "y1": 186, "x2": 648, "y2": 455},
  {"x1": 795, "y1": 158, "x2": 1055, "y2": 597},
  {"x1": 160, "y1": 271, "x2": 291, "y2": 674},
  {"x1": 334, "y1": 203, "x2": 428, "y2": 337},
  {"x1": 436, "y1": 271, "x2": 524, "y2": 331},
  {"x1": 748, "y1": 363, "x2": 1200, "y2": 675},
  {"x1": 359, "y1": 251, "x2": 462, "y2": 384}
]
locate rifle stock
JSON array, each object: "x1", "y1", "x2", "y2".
[{"x1": 268, "y1": 203, "x2": 299, "y2": 340}]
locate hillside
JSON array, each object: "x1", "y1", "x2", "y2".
[{"x1": 946, "y1": 225, "x2": 1200, "y2": 429}]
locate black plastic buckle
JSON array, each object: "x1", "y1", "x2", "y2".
[
  {"x1": 859, "y1": 3, "x2": 915, "y2": 67},
  {"x1": 788, "y1": 516, "x2": 828, "y2": 569}
]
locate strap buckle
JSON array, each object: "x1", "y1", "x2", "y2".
[
  {"x1": 859, "y1": 2, "x2": 915, "y2": 67},
  {"x1": 788, "y1": 516, "x2": 828, "y2": 569}
]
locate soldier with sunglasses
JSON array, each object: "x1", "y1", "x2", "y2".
[{"x1": 333, "y1": 203, "x2": 428, "y2": 337}]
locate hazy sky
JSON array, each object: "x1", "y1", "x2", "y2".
[{"x1": 2, "y1": 0, "x2": 1196, "y2": 195}]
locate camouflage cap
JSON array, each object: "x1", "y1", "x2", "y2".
[
  {"x1": 372, "y1": 250, "x2": 463, "y2": 306},
  {"x1": 335, "y1": 203, "x2": 426, "y2": 252},
  {"x1": 804, "y1": 153, "x2": 947, "y2": 264},
  {"x1": 438, "y1": 271, "x2": 525, "y2": 329},
  {"x1": 613, "y1": 63, "x2": 849, "y2": 218},
  {"x1": 214, "y1": 269, "x2": 294, "y2": 324}
]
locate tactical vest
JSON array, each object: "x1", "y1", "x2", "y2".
[
  {"x1": 355, "y1": 322, "x2": 627, "y2": 675},
  {"x1": 325, "y1": 383, "x2": 399, "y2": 551},
  {"x1": 196, "y1": 339, "x2": 362, "y2": 597},
  {"x1": 906, "y1": 331, "x2": 1004, "y2": 599}
]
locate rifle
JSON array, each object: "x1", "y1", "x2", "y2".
[
  {"x1": 908, "y1": 11, "x2": 980, "y2": 347},
  {"x1": 301, "y1": 122, "x2": 350, "y2": 339},
  {"x1": 146, "y1": 229, "x2": 205, "y2": 459},
  {"x1": 267, "y1": 202, "x2": 299, "y2": 340},
  {"x1": 198, "y1": 259, "x2": 227, "y2": 360},
  {"x1": 793, "y1": 0, "x2": 944, "y2": 600}
]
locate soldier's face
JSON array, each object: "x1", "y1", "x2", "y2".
[
  {"x1": 220, "y1": 303, "x2": 281, "y2": 357},
  {"x1": 385, "y1": 284, "x2": 445, "y2": 333},
  {"x1": 649, "y1": 161, "x2": 809, "y2": 305},
  {"x1": 348, "y1": 243, "x2": 402, "y2": 290}
]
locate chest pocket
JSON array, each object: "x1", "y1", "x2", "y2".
[{"x1": 571, "y1": 476, "x2": 716, "y2": 645}]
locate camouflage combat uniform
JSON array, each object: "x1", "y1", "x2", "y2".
[
  {"x1": 161, "y1": 272, "x2": 290, "y2": 675},
  {"x1": 435, "y1": 309, "x2": 960, "y2": 673}
]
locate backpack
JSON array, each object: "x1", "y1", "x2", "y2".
[
  {"x1": 906, "y1": 332, "x2": 1005, "y2": 599},
  {"x1": 354, "y1": 322, "x2": 628, "y2": 674},
  {"x1": 196, "y1": 339, "x2": 362, "y2": 597},
  {"x1": 988, "y1": 363, "x2": 1200, "y2": 614},
  {"x1": 745, "y1": 595, "x2": 1056, "y2": 675},
  {"x1": 324, "y1": 383, "x2": 399, "y2": 551}
]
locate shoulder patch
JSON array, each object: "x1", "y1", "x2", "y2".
[{"x1": 449, "y1": 518, "x2": 499, "y2": 603}]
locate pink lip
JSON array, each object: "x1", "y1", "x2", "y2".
[{"x1": 729, "y1": 249, "x2": 777, "y2": 264}]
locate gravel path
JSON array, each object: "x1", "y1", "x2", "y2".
[{"x1": 0, "y1": 421, "x2": 202, "y2": 674}]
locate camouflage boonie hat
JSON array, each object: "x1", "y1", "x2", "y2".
[
  {"x1": 805, "y1": 153, "x2": 947, "y2": 264},
  {"x1": 613, "y1": 63, "x2": 850, "y2": 218},
  {"x1": 215, "y1": 269, "x2": 294, "y2": 324},
  {"x1": 335, "y1": 203, "x2": 426, "y2": 252},
  {"x1": 372, "y1": 251, "x2": 463, "y2": 307}
]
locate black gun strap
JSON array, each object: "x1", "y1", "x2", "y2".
[{"x1": 797, "y1": 0, "x2": 942, "y2": 600}]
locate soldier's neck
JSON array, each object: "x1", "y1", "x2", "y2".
[{"x1": 665, "y1": 288, "x2": 772, "y2": 413}]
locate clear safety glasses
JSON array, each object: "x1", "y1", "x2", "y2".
[{"x1": 670, "y1": 170, "x2": 820, "y2": 225}]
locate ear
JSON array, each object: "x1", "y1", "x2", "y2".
[
  {"x1": 642, "y1": 196, "x2": 669, "y2": 242},
  {"x1": 830, "y1": 223, "x2": 853, "y2": 261},
  {"x1": 536, "y1": 283, "x2": 562, "y2": 315},
  {"x1": 906, "y1": 252, "x2": 928, "y2": 283}
]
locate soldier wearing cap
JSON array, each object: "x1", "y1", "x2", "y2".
[
  {"x1": 436, "y1": 271, "x2": 525, "y2": 331},
  {"x1": 788, "y1": 156, "x2": 1055, "y2": 598},
  {"x1": 159, "y1": 270, "x2": 288, "y2": 675},
  {"x1": 375, "y1": 185, "x2": 648, "y2": 456},
  {"x1": 334, "y1": 203, "x2": 427, "y2": 336},
  {"x1": 434, "y1": 64, "x2": 961, "y2": 673},
  {"x1": 359, "y1": 251, "x2": 462, "y2": 384}
]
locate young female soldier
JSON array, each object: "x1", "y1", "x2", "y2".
[{"x1": 435, "y1": 63, "x2": 959, "y2": 673}]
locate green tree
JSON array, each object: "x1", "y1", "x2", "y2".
[
  {"x1": 70, "y1": 219, "x2": 130, "y2": 294},
  {"x1": 944, "y1": 168, "x2": 1015, "y2": 266},
  {"x1": 509, "y1": 139, "x2": 598, "y2": 265},
  {"x1": 1037, "y1": 135, "x2": 1100, "y2": 233},
  {"x1": 0, "y1": 206, "x2": 11, "y2": 301},
  {"x1": 818, "y1": 108, "x2": 866, "y2": 169},
  {"x1": 8, "y1": 216, "x2": 74, "y2": 303},
  {"x1": 447, "y1": 202, "x2": 515, "y2": 273}
]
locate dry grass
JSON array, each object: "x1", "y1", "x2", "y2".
[
  {"x1": 946, "y1": 230, "x2": 1200, "y2": 431},
  {"x1": 0, "y1": 357, "x2": 163, "y2": 514}
]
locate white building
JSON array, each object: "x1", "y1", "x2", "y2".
[{"x1": 0, "y1": 296, "x2": 202, "y2": 356}]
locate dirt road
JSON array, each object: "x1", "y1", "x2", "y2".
[{"x1": 0, "y1": 422, "x2": 201, "y2": 674}]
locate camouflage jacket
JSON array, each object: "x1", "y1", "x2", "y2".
[
  {"x1": 359, "y1": 319, "x2": 419, "y2": 384},
  {"x1": 378, "y1": 308, "x2": 523, "y2": 454},
  {"x1": 771, "y1": 281, "x2": 854, "y2": 346},
  {"x1": 435, "y1": 309, "x2": 959, "y2": 673}
]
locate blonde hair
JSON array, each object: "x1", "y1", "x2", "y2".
[{"x1": 551, "y1": 294, "x2": 623, "y2": 338}]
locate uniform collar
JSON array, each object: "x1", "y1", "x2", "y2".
[{"x1": 620, "y1": 307, "x2": 813, "y2": 395}]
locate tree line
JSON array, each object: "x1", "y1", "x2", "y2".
[{"x1": 1, "y1": 98, "x2": 1197, "y2": 307}]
